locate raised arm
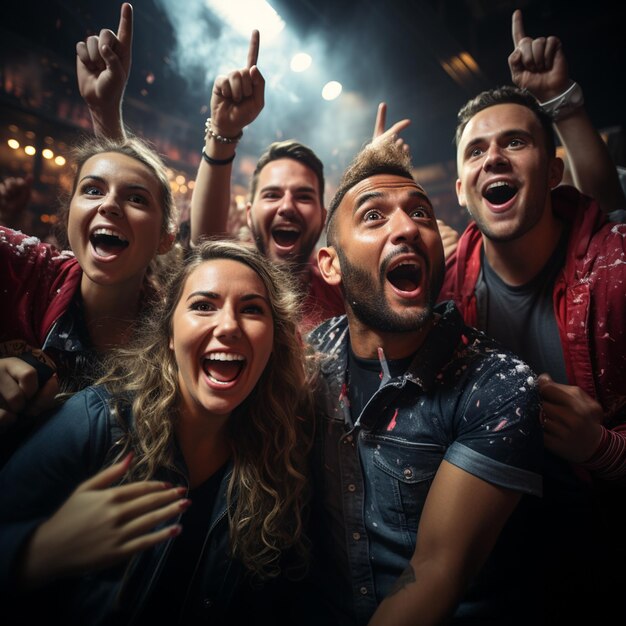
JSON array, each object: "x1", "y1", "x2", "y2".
[
  {"x1": 75, "y1": 2, "x2": 133, "y2": 140},
  {"x1": 509, "y1": 9, "x2": 625, "y2": 214},
  {"x1": 368, "y1": 461, "x2": 520, "y2": 626},
  {"x1": 189, "y1": 31, "x2": 265, "y2": 245}
]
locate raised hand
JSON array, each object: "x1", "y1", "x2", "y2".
[
  {"x1": 538, "y1": 373, "x2": 604, "y2": 463},
  {"x1": 18, "y1": 453, "x2": 189, "y2": 589},
  {"x1": 371, "y1": 102, "x2": 411, "y2": 153},
  {"x1": 210, "y1": 30, "x2": 265, "y2": 138},
  {"x1": 508, "y1": 8, "x2": 569, "y2": 101},
  {"x1": 76, "y1": 2, "x2": 133, "y2": 138}
]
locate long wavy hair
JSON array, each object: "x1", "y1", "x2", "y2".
[{"x1": 99, "y1": 238, "x2": 314, "y2": 579}]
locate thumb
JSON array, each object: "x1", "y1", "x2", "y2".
[
  {"x1": 537, "y1": 372, "x2": 553, "y2": 387},
  {"x1": 77, "y1": 452, "x2": 134, "y2": 492}
]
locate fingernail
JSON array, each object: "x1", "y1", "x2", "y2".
[{"x1": 169, "y1": 525, "x2": 182, "y2": 537}]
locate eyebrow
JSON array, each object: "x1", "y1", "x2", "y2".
[
  {"x1": 353, "y1": 189, "x2": 430, "y2": 213},
  {"x1": 259, "y1": 184, "x2": 317, "y2": 194},
  {"x1": 464, "y1": 128, "x2": 534, "y2": 152},
  {"x1": 78, "y1": 174, "x2": 153, "y2": 195},
  {"x1": 186, "y1": 291, "x2": 269, "y2": 304}
]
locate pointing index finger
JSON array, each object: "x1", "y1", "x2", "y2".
[
  {"x1": 373, "y1": 102, "x2": 387, "y2": 139},
  {"x1": 511, "y1": 8, "x2": 526, "y2": 47},
  {"x1": 117, "y1": 2, "x2": 134, "y2": 51},
  {"x1": 247, "y1": 30, "x2": 260, "y2": 68}
]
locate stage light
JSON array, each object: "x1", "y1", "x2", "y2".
[
  {"x1": 206, "y1": 0, "x2": 285, "y2": 42},
  {"x1": 291, "y1": 53, "x2": 312, "y2": 72},
  {"x1": 8, "y1": 139, "x2": 19, "y2": 149},
  {"x1": 322, "y1": 81, "x2": 342, "y2": 101}
]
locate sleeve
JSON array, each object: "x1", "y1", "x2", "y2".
[
  {"x1": 443, "y1": 350, "x2": 543, "y2": 497},
  {"x1": 0, "y1": 387, "x2": 111, "y2": 594}
]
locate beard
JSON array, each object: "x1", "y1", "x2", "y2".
[{"x1": 335, "y1": 245, "x2": 443, "y2": 333}]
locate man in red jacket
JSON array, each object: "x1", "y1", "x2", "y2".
[{"x1": 441, "y1": 31, "x2": 626, "y2": 625}]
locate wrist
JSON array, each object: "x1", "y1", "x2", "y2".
[
  {"x1": 204, "y1": 118, "x2": 243, "y2": 145},
  {"x1": 539, "y1": 81, "x2": 585, "y2": 122}
]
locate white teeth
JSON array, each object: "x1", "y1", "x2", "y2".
[
  {"x1": 92, "y1": 228, "x2": 128, "y2": 242},
  {"x1": 487, "y1": 181, "x2": 511, "y2": 191},
  {"x1": 205, "y1": 352, "x2": 245, "y2": 362}
]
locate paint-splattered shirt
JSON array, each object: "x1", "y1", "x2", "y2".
[{"x1": 306, "y1": 301, "x2": 542, "y2": 625}]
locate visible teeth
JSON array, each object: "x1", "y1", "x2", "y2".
[
  {"x1": 92, "y1": 228, "x2": 128, "y2": 242},
  {"x1": 206, "y1": 352, "x2": 245, "y2": 362},
  {"x1": 487, "y1": 181, "x2": 511, "y2": 191},
  {"x1": 274, "y1": 227, "x2": 299, "y2": 233}
]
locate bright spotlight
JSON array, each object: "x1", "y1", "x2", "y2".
[
  {"x1": 42, "y1": 149, "x2": 54, "y2": 159},
  {"x1": 291, "y1": 53, "x2": 312, "y2": 72},
  {"x1": 207, "y1": 0, "x2": 285, "y2": 42},
  {"x1": 8, "y1": 139, "x2": 20, "y2": 150},
  {"x1": 322, "y1": 81, "x2": 342, "y2": 101},
  {"x1": 54, "y1": 156, "x2": 66, "y2": 166},
  {"x1": 24, "y1": 145, "x2": 36, "y2": 156}
]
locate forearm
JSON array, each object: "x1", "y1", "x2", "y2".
[
  {"x1": 88, "y1": 102, "x2": 126, "y2": 141},
  {"x1": 554, "y1": 108, "x2": 626, "y2": 213},
  {"x1": 189, "y1": 134, "x2": 237, "y2": 245},
  {"x1": 368, "y1": 560, "x2": 464, "y2": 626}
]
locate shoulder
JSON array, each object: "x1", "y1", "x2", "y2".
[{"x1": 306, "y1": 314, "x2": 348, "y2": 352}]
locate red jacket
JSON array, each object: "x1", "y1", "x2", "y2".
[
  {"x1": 0, "y1": 227, "x2": 82, "y2": 351},
  {"x1": 440, "y1": 186, "x2": 626, "y2": 481}
]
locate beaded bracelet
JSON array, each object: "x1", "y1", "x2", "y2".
[{"x1": 204, "y1": 118, "x2": 243, "y2": 144}]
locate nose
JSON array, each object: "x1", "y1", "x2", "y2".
[
  {"x1": 277, "y1": 191, "x2": 296, "y2": 216},
  {"x1": 214, "y1": 306, "x2": 242, "y2": 340},
  {"x1": 389, "y1": 209, "x2": 421, "y2": 245},
  {"x1": 483, "y1": 143, "x2": 508, "y2": 171},
  {"x1": 97, "y1": 193, "x2": 123, "y2": 218}
]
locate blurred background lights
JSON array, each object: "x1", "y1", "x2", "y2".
[
  {"x1": 8, "y1": 139, "x2": 20, "y2": 149},
  {"x1": 206, "y1": 0, "x2": 285, "y2": 42},
  {"x1": 54, "y1": 155, "x2": 66, "y2": 166},
  {"x1": 24, "y1": 145, "x2": 36, "y2": 156},
  {"x1": 290, "y1": 52, "x2": 312, "y2": 72},
  {"x1": 42, "y1": 148, "x2": 54, "y2": 159},
  {"x1": 322, "y1": 81, "x2": 342, "y2": 101}
]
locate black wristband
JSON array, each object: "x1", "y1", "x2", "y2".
[
  {"x1": 16, "y1": 351, "x2": 56, "y2": 388},
  {"x1": 201, "y1": 149, "x2": 236, "y2": 166}
]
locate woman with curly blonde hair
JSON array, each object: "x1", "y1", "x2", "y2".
[{"x1": 0, "y1": 238, "x2": 314, "y2": 626}]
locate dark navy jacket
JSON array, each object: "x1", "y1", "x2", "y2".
[{"x1": 0, "y1": 386, "x2": 241, "y2": 626}]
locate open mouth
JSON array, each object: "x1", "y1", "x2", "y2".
[
  {"x1": 202, "y1": 352, "x2": 246, "y2": 385},
  {"x1": 483, "y1": 181, "x2": 518, "y2": 205},
  {"x1": 386, "y1": 261, "x2": 422, "y2": 293},
  {"x1": 271, "y1": 227, "x2": 300, "y2": 248},
  {"x1": 90, "y1": 228, "x2": 129, "y2": 257}
]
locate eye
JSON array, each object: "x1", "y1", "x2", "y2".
[
  {"x1": 469, "y1": 146, "x2": 484, "y2": 158},
  {"x1": 242, "y1": 303, "x2": 266, "y2": 315},
  {"x1": 296, "y1": 193, "x2": 316, "y2": 203},
  {"x1": 363, "y1": 209, "x2": 383, "y2": 221},
  {"x1": 410, "y1": 207, "x2": 430, "y2": 219},
  {"x1": 82, "y1": 184, "x2": 103, "y2": 196},
  {"x1": 189, "y1": 300, "x2": 215, "y2": 312},
  {"x1": 508, "y1": 138, "x2": 526, "y2": 149},
  {"x1": 262, "y1": 191, "x2": 281, "y2": 200},
  {"x1": 128, "y1": 192, "x2": 148, "y2": 205}
]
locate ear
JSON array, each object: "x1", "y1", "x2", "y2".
[
  {"x1": 245, "y1": 202, "x2": 253, "y2": 230},
  {"x1": 157, "y1": 231, "x2": 176, "y2": 255},
  {"x1": 455, "y1": 178, "x2": 466, "y2": 207},
  {"x1": 317, "y1": 245, "x2": 342, "y2": 286},
  {"x1": 548, "y1": 156, "x2": 565, "y2": 189},
  {"x1": 169, "y1": 336, "x2": 174, "y2": 351}
]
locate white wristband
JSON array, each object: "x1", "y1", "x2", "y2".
[{"x1": 539, "y1": 81, "x2": 584, "y2": 122}]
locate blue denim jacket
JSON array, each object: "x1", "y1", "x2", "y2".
[
  {"x1": 0, "y1": 386, "x2": 242, "y2": 626},
  {"x1": 306, "y1": 302, "x2": 543, "y2": 625}
]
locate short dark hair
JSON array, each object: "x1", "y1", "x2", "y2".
[
  {"x1": 249, "y1": 140, "x2": 325, "y2": 205},
  {"x1": 326, "y1": 139, "x2": 415, "y2": 245},
  {"x1": 455, "y1": 85, "x2": 556, "y2": 155}
]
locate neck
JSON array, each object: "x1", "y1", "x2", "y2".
[
  {"x1": 347, "y1": 314, "x2": 434, "y2": 361},
  {"x1": 176, "y1": 407, "x2": 232, "y2": 488},
  {"x1": 80, "y1": 277, "x2": 144, "y2": 351},
  {"x1": 483, "y1": 206, "x2": 563, "y2": 286}
]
